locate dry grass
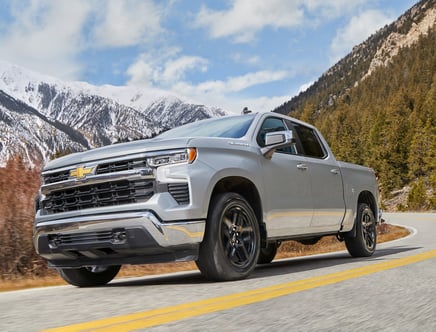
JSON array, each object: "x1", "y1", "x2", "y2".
[{"x1": 0, "y1": 224, "x2": 408, "y2": 292}]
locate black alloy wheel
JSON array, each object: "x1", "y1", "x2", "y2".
[
  {"x1": 196, "y1": 192, "x2": 260, "y2": 281},
  {"x1": 345, "y1": 203, "x2": 377, "y2": 257}
]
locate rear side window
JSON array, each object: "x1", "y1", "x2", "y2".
[{"x1": 292, "y1": 123, "x2": 326, "y2": 158}]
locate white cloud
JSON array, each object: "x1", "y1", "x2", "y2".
[
  {"x1": 225, "y1": 94, "x2": 291, "y2": 114},
  {"x1": 126, "y1": 60, "x2": 156, "y2": 87},
  {"x1": 303, "y1": 0, "x2": 367, "y2": 21},
  {"x1": 126, "y1": 52, "x2": 209, "y2": 87},
  {"x1": 194, "y1": 0, "x2": 371, "y2": 43},
  {"x1": 166, "y1": 70, "x2": 292, "y2": 113},
  {"x1": 162, "y1": 56, "x2": 208, "y2": 83},
  {"x1": 0, "y1": 0, "x2": 168, "y2": 80},
  {"x1": 195, "y1": 0, "x2": 304, "y2": 43},
  {"x1": 298, "y1": 81, "x2": 315, "y2": 93},
  {"x1": 0, "y1": 0, "x2": 92, "y2": 80},
  {"x1": 92, "y1": 0, "x2": 165, "y2": 48},
  {"x1": 231, "y1": 53, "x2": 261, "y2": 65},
  {"x1": 171, "y1": 70, "x2": 290, "y2": 96},
  {"x1": 330, "y1": 10, "x2": 393, "y2": 63}
]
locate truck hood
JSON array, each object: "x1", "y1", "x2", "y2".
[{"x1": 44, "y1": 137, "x2": 192, "y2": 171}]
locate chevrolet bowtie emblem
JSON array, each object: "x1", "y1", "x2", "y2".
[{"x1": 70, "y1": 166, "x2": 94, "y2": 179}]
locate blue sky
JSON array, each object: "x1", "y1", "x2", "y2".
[{"x1": 0, "y1": 0, "x2": 419, "y2": 113}]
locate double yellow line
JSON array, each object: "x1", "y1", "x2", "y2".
[{"x1": 46, "y1": 250, "x2": 436, "y2": 332}]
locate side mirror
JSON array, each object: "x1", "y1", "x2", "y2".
[{"x1": 261, "y1": 130, "x2": 295, "y2": 159}]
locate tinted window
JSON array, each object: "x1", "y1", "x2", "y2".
[
  {"x1": 257, "y1": 117, "x2": 298, "y2": 154},
  {"x1": 157, "y1": 115, "x2": 255, "y2": 139},
  {"x1": 257, "y1": 117, "x2": 287, "y2": 147},
  {"x1": 292, "y1": 123, "x2": 326, "y2": 158}
]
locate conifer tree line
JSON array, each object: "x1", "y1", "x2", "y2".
[{"x1": 282, "y1": 27, "x2": 436, "y2": 210}]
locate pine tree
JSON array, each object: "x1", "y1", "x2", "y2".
[{"x1": 407, "y1": 177, "x2": 427, "y2": 210}]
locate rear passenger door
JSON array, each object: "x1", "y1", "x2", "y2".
[{"x1": 289, "y1": 121, "x2": 345, "y2": 232}]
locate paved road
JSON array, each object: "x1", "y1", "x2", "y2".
[{"x1": 1, "y1": 213, "x2": 435, "y2": 332}]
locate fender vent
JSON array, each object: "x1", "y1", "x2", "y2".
[{"x1": 168, "y1": 183, "x2": 190, "y2": 205}]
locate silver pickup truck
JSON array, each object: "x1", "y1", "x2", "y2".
[{"x1": 34, "y1": 112, "x2": 381, "y2": 286}]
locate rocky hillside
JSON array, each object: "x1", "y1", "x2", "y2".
[
  {"x1": 0, "y1": 62, "x2": 226, "y2": 166},
  {"x1": 274, "y1": 0, "x2": 436, "y2": 210},
  {"x1": 274, "y1": 0, "x2": 436, "y2": 115}
]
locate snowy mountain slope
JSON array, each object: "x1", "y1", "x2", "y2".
[
  {"x1": 0, "y1": 90, "x2": 88, "y2": 166},
  {"x1": 0, "y1": 61, "x2": 226, "y2": 166},
  {"x1": 144, "y1": 97, "x2": 226, "y2": 130}
]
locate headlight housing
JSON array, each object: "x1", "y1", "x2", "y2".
[{"x1": 147, "y1": 148, "x2": 197, "y2": 167}]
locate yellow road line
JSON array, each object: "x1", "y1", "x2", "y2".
[{"x1": 45, "y1": 250, "x2": 436, "y2": 332}]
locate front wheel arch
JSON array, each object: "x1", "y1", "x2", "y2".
[{"x1": 209, "y1": 176, "x2": 265, "y2": 242}]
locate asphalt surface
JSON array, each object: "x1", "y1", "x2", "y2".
[{"x1": 1, "y1": 212, "x2": 435, "y2": 332}]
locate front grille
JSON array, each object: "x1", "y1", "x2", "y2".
[
  {"x1": 43, "y1": 170, "x2": 70, "y2": 184},
  {"x1": 96, "y1": 158, "x2": 147, "y2": 174},
  {"x1": 42, "y1": 179, "x2": 154, "y2": 214},
  {"x1": 42, "y1": 157, "x2": 148, "y2": 184},
  {"x1": 168, "y1": 183, "x2": 190, "y2": 205}
]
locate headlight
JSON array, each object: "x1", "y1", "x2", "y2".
[{"x1": 147, "y1": 148, "x2": 197, "y2": 167}]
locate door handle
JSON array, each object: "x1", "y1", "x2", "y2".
[
  {"x1": 330, "y1": 168, "x2": 340, "y2": 174},
  {"x1": 297, "y1": 163, "x2": 308, "y2": 171}
]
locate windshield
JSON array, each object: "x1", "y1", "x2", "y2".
[{"x1": 156, "y1": 115, "x2": 255, "y2": 139}]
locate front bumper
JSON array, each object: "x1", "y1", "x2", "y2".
[{"x1": 34, "y1": 211, "x2": 205, "y2": 268}]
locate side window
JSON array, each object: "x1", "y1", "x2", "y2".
[
  {"x1": 256, "y1": 117, "x2": 287, "y2": 147},
  {"x1": 292, "y1": 123, "x2": 326, "y2": 158},
  {"x1": 257, "y1": 117, "x2": 297, "y2": 155}
]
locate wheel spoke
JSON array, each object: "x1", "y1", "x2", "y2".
[
  {"x1": 361, "y1": 211, "x2": 375, "y2": 250},
  {"x1": 223, "y1": 208, "x2": 255, "y2": 266},
  {"x1": 228, "y1": 246, "x2": 237, "y2": 260},
  {"x1": 366, "y1": 230, "x2": 375, "y2": 248},
  {"x1": 232, "y1": 209, "x2": 240, "y2": 225},
  {"x1": 223, "y1": 216, "x2": 233, "y2": 229},
  {"x1": 237, "y1": 243, "x2": 249, "y2": 263},
  {"x1": 240, "y1": 225, "x2": 253, "y2": 234}
]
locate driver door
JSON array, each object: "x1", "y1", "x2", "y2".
[{"x1": 258, "y1": 117, "x2": 313, "y2": 238}]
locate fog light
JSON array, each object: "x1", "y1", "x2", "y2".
[{"x1": 111, "y1": 230, "x2": 127, "y2": 244}]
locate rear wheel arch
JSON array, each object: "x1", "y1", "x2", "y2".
[
  {"x1": 344, "y1": 202, "x2": 377, "y2": 257},
  {"x1": 343, "y1": 191, "x2": 378, "y2": 239},
  {"x1": 358, "y1": 191, "x2": 378, "y2": 221}
]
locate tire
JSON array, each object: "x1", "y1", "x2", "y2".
[
  {"x1": 196, "y1": 192, "x2": 260, "y2": 281},
  {"x1": 58, "y1": 265, "x2": 121, "y2": 287},
  {"x1": 257, "y1": 242, "x2": 278, "y2": 264},
  {"x1": 345, "y1": 203, "x2": 377, "y2": 257}
]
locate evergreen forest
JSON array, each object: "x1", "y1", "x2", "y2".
[{"x1": 275, "y1": 27, "x2": 436, "y2": 210}]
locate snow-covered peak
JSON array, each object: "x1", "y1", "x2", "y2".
[{"x1": 0, "y1": 60, "x2": 227, "y2": 166}]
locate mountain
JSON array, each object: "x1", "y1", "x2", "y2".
[
  {"x1": 0, "y1": 61, "x2": 226, "y2": 166},
  {"x1": 274, "y1": 0, "x2": 436, "y2": 115},
  {"x1": 274, "y1": 0, "x2": 436, "y2": 210}
]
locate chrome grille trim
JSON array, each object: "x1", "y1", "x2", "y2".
[
  {"x1": 41, "y1": 169, "x2": 154, "y2": 195},
  {"x1": 96, "y1": 158, "x2": 147, "y2": 174}
]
